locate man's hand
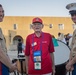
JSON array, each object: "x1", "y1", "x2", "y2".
[
  {"x1": 9, "y1": 63, "x2": 17, "y2": 72},
  {"x1": 66, "y1": 62, "x2": 74, "y2": 71}
]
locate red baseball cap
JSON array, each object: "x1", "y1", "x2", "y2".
[{"x1": 32, "y1": 17, "x2": 43, "y2": 24}]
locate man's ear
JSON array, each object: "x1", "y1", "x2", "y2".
[
  {"x1": 42, "y1": 24, "x2": 44, "y2": 28},
  {"x1": 31, "y1": 24, "x2": 33, "y2": 29}
]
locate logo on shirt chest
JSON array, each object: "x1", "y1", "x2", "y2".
[
  {"x1": 42, "y1": 41, "x2": 47, "y2": 43},
  {"x1": 31, "y1": 42, "x2": 37, "y2": 47}
]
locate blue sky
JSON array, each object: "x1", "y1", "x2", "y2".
[{"x1": 0, "y1": 0, "x2": 76, "y2": 17}]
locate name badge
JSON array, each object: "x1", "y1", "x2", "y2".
[
  {"x1": 33, "y1": 50, "x2": 42, "y2": 70},
  {"x1": 33, "y1": 50, "x2": 41, "y2": 62},
  {"x1": 34, "y1": 62, "x2": 41, "y2": 70}
]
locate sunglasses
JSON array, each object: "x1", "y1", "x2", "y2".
[{"x1": 69, "y1": 10, "x2": 76, "y2": 16}]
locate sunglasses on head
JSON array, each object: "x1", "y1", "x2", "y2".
[{"x1": 69, "y1": 10, "x2": 76, "y2": 16}]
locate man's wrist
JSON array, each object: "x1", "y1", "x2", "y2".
[{"x1": 71, "y1": 59, "x2": 75, "y2": 65}]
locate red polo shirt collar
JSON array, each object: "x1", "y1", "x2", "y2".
[{"x1": 33, "y1": 32, "x2": 43, "y2": 38}]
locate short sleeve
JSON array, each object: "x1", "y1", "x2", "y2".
[{"x1": 24, "y1": 35, "x2": 30, "y2": 56}]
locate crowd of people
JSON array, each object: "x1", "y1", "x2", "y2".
[{"x1": 57, "y1": 32, "x2": 73, "y2": 47}]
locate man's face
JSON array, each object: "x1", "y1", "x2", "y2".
[
  {"x1": 0, "y1": 6, "x2": 4, "y2": 22},
  {"x1": 71, "y1": 13, "x2": 76, "y2": 24},
  {"x1": 69, "y1": 10, "x2": 76, "y2": 24},
  {"x1": 32, "y1": 23, "x2": 44, "y2": 32}
]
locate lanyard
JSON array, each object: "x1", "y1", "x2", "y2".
[{"x1": 32, "y1": 33, "x2": 43, "y2": 52}]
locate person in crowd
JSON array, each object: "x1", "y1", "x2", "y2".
[
  {"x1": 52, "y1": 35, "x2": 55, "y2": 38},
  {"x1": 17, "y1": 39, "x2": 25, "y2": 57},
  {"x1": 65, "y1": 33, "x2": 70, "y2": 46},
  {"x1": 57, "y1": 32, "x2": 61, "y2": 39},
  {"x1": 0, "y1": 4, "x2": 17, "y2": 75},
  {"x1": 25, "y1": 17, "x2": 55, "y2": 75},
  {"x1": 57, "y1": 33, "x2": 66, "y2": 44},
  {"x1": 17, "y1": 39, "x2": 23, "y2": 54},
  {"x1": 66, "y1": 3, "x2": 76, "y2": 75}
]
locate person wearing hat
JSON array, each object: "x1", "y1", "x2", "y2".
[
  {"x1": 66, "y1": 3, "x2": 76, "y2": 75},
  {"x1": 0, "y1": 4, "x2": 17, "y2": 75},
  {"x1": 25, "y1": 17, "x2": 55, "y2": 75}
]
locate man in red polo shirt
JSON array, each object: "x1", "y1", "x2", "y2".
[{"x1": 25, "y1": 17, "x2": 55, "y2": 75}]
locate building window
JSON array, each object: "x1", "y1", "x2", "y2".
[
  {"x1": 58, "y1": 24, "x2": 64, "y2": 30},
  {"x1": 72, "y1": 24, "x2": 76, "y2": 29},
  {"x1": 49, "y1": 24, "x2": 53, "y2": 28},
  {"x1": 13, "y1": 24, "x2": 17, "y2": 30}
]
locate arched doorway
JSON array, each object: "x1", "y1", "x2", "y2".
[{"x1": 13, "y1": 35, "x2": 23, "y2": 45}]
